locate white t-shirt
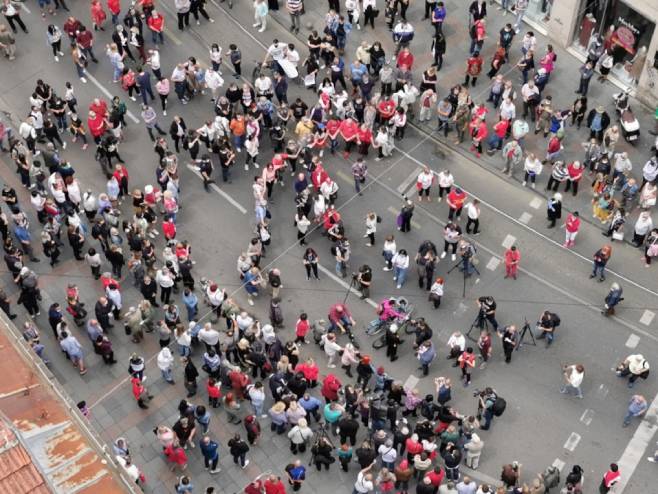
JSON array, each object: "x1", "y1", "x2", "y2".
[
  {"x1": 568, "y1": 367, "x2": 584, "y2": 387},
  {"x1": 354, "y1": 472, "x2": 374, "y2": 493},
  {"x1": 267, "y1": 43, "x2": 286, "y2": 61}
]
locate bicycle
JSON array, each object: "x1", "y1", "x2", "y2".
[
  {"x1": 364, "y1": 297, "x2": 414, "y2": 337},
  {"x1": 372, "y1": 316, "x2": 411, "y2": 349}
]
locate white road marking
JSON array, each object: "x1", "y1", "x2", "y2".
[
  {"x1": 639, "y1": 310, "x2": 655, "y2": 326},
  {"x1": 186, "y1": 164, "x2": 247, "y2": 214},
  {"x1": 616, "y1": 393, "x2": 658, "y2": 493},
  {"x1": 486, "y1": 257, "x2": 500, "y2": 271},
  {"x1": 403, "y1": 374, "x2": 419, "y2": 391},
  {"x1": 563, "y1": 432, "x2": 581, "y2": 452},
  {"x1": 397, "y1": 168, "x2": 422, "y2": 194},
  {"x1": 518, "y1": 212, "x2": 532, "y2": 224},
  {"x1": 552, "y1": 458, "x2": 566, "y2": 472},
  {"x1": 597, "y1": 384, "x2": 610, "y2": 399},
  {"x1": 84, "y1": 72, "x2": 140, "y2": 124},
  {"x1": 529, "y1": 197, "x2": 543, "y2": 209},
  {"x1": 164, "y1": 29, "x2": 183, "y2": 45},
  {"x1": 20, "y1": 3, "x2": 30, "y2": 13},
  {"x1": 625, "y1": 334, "x2": 640, "y2": 349},
  {"x1": 580, "y1": 409, "x2": 594, "y2": 426},
  {"x1": 316, "y1": 264, "x2": 377, "y2": 308},
  {"x1": 335, "y1": 170, "x2": 354, "y2": 185},
  {"x1": 502, "y1": 234, "x2": 516, "y2": 249}
]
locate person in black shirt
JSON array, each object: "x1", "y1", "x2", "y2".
[
  {"x1": 193, "y1": 154, "x2": 214, "y2": 189},
  {"x1": 477, "y1": 296, "x2": 499, "y2": 332},
  {"x1": 290, "y1": 98, "x2": 308, "y2": 121},
  {"x1": 217, "y1": 143, "x2": 235, "y2": 183}
]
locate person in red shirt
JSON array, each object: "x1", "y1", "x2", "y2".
[
  {"x1": 326, "y1": 118, "x2": 341, "y2": 155},
  {"x1": 339, "y1": 117, "x2": 358, "y2": 158},
  {"x1": 312, "y1": 126, "x2": 328, "y2": 157},
  {"x1": 458, "y1": 347, "x2": 476, "y2": 386},
  {"x1": 263, "y1": 475, "x2": 286, "y2": 494},
  {"x1": 107, "y1": 0, "x2": 121, "y2": 24},
  {"x1": 321, "y1": 373, "x2": 341, "y2": 403},
  {"x1": 424, "y1": 466, "x2": 445, "y2": 490},
  {"x1": 147, "y1": 9, "x2": 164, "y2": 45},
  {"x1": 464, "y1": 51, "x2": 483, "y2": 87},
  {"x1": 471, "y1": 18, "x2": 486, "y2": 54},
  {"x1": 113, "y1": 163, "x2": 129, "y2": 196},
  {"x1": 469, "y1": 116, "x2": 488, "y2": 158},
  {"x1": 87, "y1": 110, "x2": 107, "y2": 144},
  {"x1": 356, "y1": 123, "x2": 373, "y2": 156},
  {"x1": 245, "y1": 480, "x2": 265, "y2": 494},
  {"x1": 486, "y1": 119, "x2": 509, "y2": 154},
  {"x1": 63, "y1": 16, "x2": 82, "y2": 41},
  {"x1": 311, "y1": 163, "x2": 329, "y2": 191},
  {"x1": 295, "y1": 357, "x2": 319, "y2": 387},
  {"x1": 405, "y1": 434, "x2": 423, "y2": 463},
  {"x1": 396, "y1": 46, "x2": 414, "y2": 69},
  {"x1": 131, "y1": 376, "x2": 152, "y2": 408},
  {"x1": 163, "y1": 443, "x2": 188, "y2": 471},
  {"x1": 162, "y1": 217, "x2": 176, "y2": 240},
  {"x1": 377, "y1": 97, "x2": 396, "y2": 123},
  {"x1": 563, "y1": 211, "x2": 581, "y2": 248},
  {"x1": 295, "y1": 313, "x2": 310, "y2": 344},
  {"x1": 565, "y1": 160, "x2": 583, "y2": 196},
  {"x1": 504, "y1": 245, "x2": 520, "y2": 279},
  {"x1": 89, "y1": 97, "x2": 109, "y2": 118},
  {"x1": 75, "y1": 26, "x2": 99, "y2": 63},
  {"x1": 90, "y1": 0, "x2": 107, "y2": 31},
  {"x1": 138, "y1": 0, "x2": 154, "y2": 16},
  {"x1": 206, "y1": 377, "x2": 221, "y2": 407},
  {"x1": 447, "y1": 186, "x2": 466, "y2": 221}
]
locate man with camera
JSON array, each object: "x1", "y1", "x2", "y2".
[
  {"x1": 356, "y1": 264, "x2": 372, "y2": 300},
  {"x1": 459, "y1": 239, "x2": 477, "y2": 276},
  {"x1": 476, "y1": 296, "x2": 499, "y2": 333},
  {"x1": 536, "y1": 310, "x2": 560, "y2": 346},
  {"x1": 477, "y1": 387, "x2": 498, "y2": 430},
  {"x1": 328, "y1": 303, "x2": 355, "y2": 334}
]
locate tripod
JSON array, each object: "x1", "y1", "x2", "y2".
[
  {"x1": 466, "y1": 311, "x2": 489, "y2": 342},
  {"x1": 308, "y1": 422, "x2": 335, "y2": 467},
  {"x1": 517, "y1": 318, "x2": 537, "y2": 348},
  {"x1": 447, "y1": 254, "x2": 481, "y2": 298}
]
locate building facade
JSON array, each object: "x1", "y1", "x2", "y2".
[{"x1": 522, "y1": 0, "x2": 658, "y2": 107}]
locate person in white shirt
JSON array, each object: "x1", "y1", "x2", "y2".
[
  {"x1": 382, "y1": 235, "x2": 397, "y2": 271},
  {"x1": 391, "y1": 249, "x2": 410, "y2": 289},
  {"x1": 437, "y1": 169, "x2": 454, "y2": 202},
  {"x1": 522, "y1": 153, "x2": 542, "y2": 188},
  {"x1": 156, "y1": 267, "x2": 175, "y2": 304},
  {"x1": 115, "y1": 455, "x2": 141, "y2": 483},
  {"x1": 417, "y1": 166, "x2": 434, "y2": 202},
  {"x1": 157, "y1": 346, "x2": 175, "y2": 383},
  {"x1": 378, "y1": 439, "x2": 397, "y2": 469},
  {"x1": 321, "y1": 332, "x2": 343, "y2": 368},
  {"x1": 560, "y1": 363, "x2": 584, "y2": 398},
  {"x1": 353, "y1": 463, "x2": 376, "y2": 493},
  {"x1": 266, "y1": 40, "x2": 286, "y2": 63},
  {"x1": 254, "y1": 74, "x2": 273, "y2": 98},
  {"x1": 204, "y1": 67, "x2": 224, "y2": 102},
  {"x1": 499, "y1": 97, "x2": 516, "y2": 122},
  {"x1": 465, "y1": 199, "x2": 481, "y2": 235},
  {"x1": 447, "y1": 331, "x2": 466, "y2": 363},
  {"x1": 198, "y1": 322, "x2": 220, "y2": 352},
  {"x1": 364, "y1": 211, "x2": 377, "y2": 246},
  {"x1": 286, "y1": 43, "x2": 300, "y2": 69}
]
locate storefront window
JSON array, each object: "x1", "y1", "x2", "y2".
[
  {"x1": 573, "y1": 0, "x2": 655, "y2": 85},
  {"x1": 524, "y1": 0, "x2": 552, "y2": 28}
]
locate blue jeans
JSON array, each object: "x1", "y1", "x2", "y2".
[
  {"x1": 112, "y1": 64, "x2": 122, "y2": 82},
  {"x1": 393, "y1": 266, "x2": 407, "y2": 287},
  {"x1": 161, "y1": 367, "x2": 174, "y2": 382},
  {"x1": 514, "y1": 10, "x2": 525, "y2": 29},
  {"x1": 336, "y1": 260, "x2": 346, "y2": 277},
  {"x1": 623, "y1": 410, "x2": 637, "y2": 426},
  {"x1": 151, "y1": 30, "x2": 164, "y2": 45},
  {"x1": 592, "y1": 262, "x2": 606, "y2": 279},
  {"x1": 329, "y1": 315, "x2": 352, "y2": 333},
  {"x1": 178, "y1": 344, "x2": 191, "y2": 357},
  {"x1": 233, "y1": 134, "x2": 245, "y2": 150},
  {"x1": 482, "y1": 408, "x2": 494, "y2": 429},
  {"x1": 252, "y1": 402, "x2": 264, "y2": 416},
  {"x1": 488, "y1": 134, "x2": 503, "y2": 151},
  {"x1": 185, "y1": 304, "x2": 197, "y2": 322},
  {"x1": 111, "y1": 13, "x2": 119, "y2": 24},
  {"x1": 354, "y1": 177, "x2": 362, "y2": 193}
]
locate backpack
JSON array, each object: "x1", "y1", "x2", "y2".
[
  {"x1": 492, "y1": 396, "x2": 506, "y2": 417},
  {"x1": 542, "y1": 466, "x2": 560, "y2": 491},
  {"x1": 551, "y1": 313, "x2": 561, "y2": 327}
]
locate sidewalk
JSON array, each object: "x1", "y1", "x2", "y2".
[{"x1": 265, "y1": 0, "x2": 656, "y2": 245}]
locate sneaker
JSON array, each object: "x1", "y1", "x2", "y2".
[
  {"x1": 209, "y1": 18, "x2": 215, "y2": 22},
  {"x1": 451, "y1": 254, "x2": 457, "y2": 261},
  {"x1": 242, "y1": 460, "x2": 250, "y2": 469},
  {"x1": 328, "y1": 364, "x2": 336, "y2": 368},
  {"x1": 260, "y1": 414, "x2": 268, "y2": 418},
  {"x1": 440, "y1": 251, "x2": 447, "y2": 259},
  {"x1": 648, "y1": 457, "x2": 657, "y2": 463},
  {"x1": 82, "y1": 144, "x2": 88, "y2": 150},
  {"x1": 254, "y1": 163, "x2": 259, "y2": 169},
  {"x1": 248, "y1": 299, "x2": 254, "y2": 306},
  {"x1": 196, "y1": 20, "x2": 201, "y2": 25},
  {"x1": 58, "y1": 51, "x2": 64, "y2": 56},
  {"x1": 244, "y1": 164, "x2": 249, "y2": 171},
  {"x1": 382, "y1": 267, "x2": 391, "y2": 271},
  {"x1": 531, "y1": 183, "x2": 536, "y2": 189},
  {"x1": 210, "y1": 468, "x2": 221, "y2": 474},
  {"x1": 54, "y1": 56, "x2": 59, "y2": 62},
  {"x1": 522, "y1": 181, "x2": 526, "y2": 186},
  {"x1": 258, "y1": 27, "x2": 265, "y2": 33},
  {"x1": 163, "y1": 110, "x2": 167, "y2": 116},
  {"x1": 62, "y1": 142, "x2": 67, "y2": 149},
  {"x1": 130, "y1": 96, "x2": 137, "y2": 102}
]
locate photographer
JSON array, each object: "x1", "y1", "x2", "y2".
[
  {"x1": 476, "y1": 296, "x2": 499, "y2": 332},
  {"x1": 477, "y1": 387, "x2": 498, "y2": 430},
  {"x1": 458, "y1": 239, "x2": 477, "y2": 276},
  {"x1": 310, "y1": 436, "x2": 335, "y2": 472},
  {"x1": 356, "y1": 264, "x2": 372, "y2": 300},
  {"x1": 415, "y1": 240, "x2": 438, "y2": 290},
  {"x1": 327, "y1": 303, "x2": 355, "y2": 334},
  {"x1": 536, "y1": 310, "x2": 560, "y2": 346}
]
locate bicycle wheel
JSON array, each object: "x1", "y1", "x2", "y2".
[
  {"x1": 372, "y1": 334, "x2": 386, "y2": 349},
  {"x1": 403, "y1": 320, "x2": 416, "y2": 335}
]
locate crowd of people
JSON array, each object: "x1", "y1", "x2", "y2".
[{"x1": 1, "y1": 0, "x2": 657, "y2": 492}]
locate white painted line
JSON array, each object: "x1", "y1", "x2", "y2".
[
  {"x1": 597, "y1": 384, "x2": 610, "y2": 399},
  {"x1": 625, "y1": 334, "x2": 640, "y2": 349},
  {"x1": 552, "y1": 458, "x2": 566, "y2": 472},
  {"x1": 518, "y1": 212, "x2": 532, "y2": 224},
  {"x1": 403, "y1": 374, "x2": 419, "y2": 391},
  {"x1": 616, "y1": 393, "x2": 658, "y2": 493},
  {"x1": 502, "y1": 234, "x2": 516, "y2": 249},
  {"x1": 486, "y1": 257, "x2": 500, "y2": 271},
  {"x1": 529, "y1": 197, "x2": 543, "y2": 209},
  {"x1": 639, "y1": 310, "x2": 655, "y2": 326},
  {"x1": 563, "y1": 432, "x2": 581, "y2": 452},
  {"x1": 580, "y1": 409, "x2": 594, "y2": 426},
  {"x1": 316, "y1": 264, "x2": 377, "y2": 308},
  {"x1": 20, "y1": 3, "x2": 30, "y2": 13},
  {"x1": 164, "y1": 29, "x2": 183, "y2": 45},
  {"x1": 186, "y1": 164, "x2": 247, "y2": 214},
  {"x1": 84, "y1": 72, "x2": 140, "y2": 124},
  {"x1": 397, "y1": 168, "x2": 422, "y2": 194},
  {"x1": 335, "y1": 170, "x2": 353, "y2": 185}
]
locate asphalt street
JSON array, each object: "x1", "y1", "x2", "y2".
[{"x1": 0, "y1": 0, "x2": 657, "y2": 492}]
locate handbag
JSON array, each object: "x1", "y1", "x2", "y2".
[{"x1": 611, "y1": 230, "x2": 624, "y2": 241}]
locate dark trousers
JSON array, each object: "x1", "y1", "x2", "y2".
[
  {"x1": 204, "y1": 456, "x2": 219, "y2": 469},
  {"x1": 466, "y1": 217, "x2": 479, "y2": 234},
  {"x1": 5, "y1": 14, "x2": 27, "y2": 33},
  {"x1": 177, "y1": 11, "x2": 190, "y2": 29}
]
